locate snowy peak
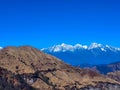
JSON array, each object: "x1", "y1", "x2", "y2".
[
  {"x1": 42, "y1": 43, "x2": 74, "y2": 52},
  {"x1": 41, "y1": 43, "x2": 120, "y2": 53},
  {"x1": 42, "y1": 43, "x2": 88, "y2": 52},
  {"x1": 0, "y1": 47, "x2": 3, "y2": 50},
  {"x1": 42, "y1": 43, "x2": 120, "y2": 65},
  {"x1": 88, "y1": 43, "x2": 102, "y2": 49}
]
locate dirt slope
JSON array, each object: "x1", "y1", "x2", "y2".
[{"x1": 0, "y1": 46, "x2": 120, "y2": 90}]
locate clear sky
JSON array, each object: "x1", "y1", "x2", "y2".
[{"x1": 0, "y1": 0, "x2": 120, "y2": 49}]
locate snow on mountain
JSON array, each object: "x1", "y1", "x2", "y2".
[
  {"x1": 0, "y1": 47, "x2": 3, "y2": 50},
  {"x1": 42, "y1": 43, "x2": 120, "y2": 65},
  {"x1": 42, "y1": 43, "x2": 74, "y2": 52},
  {"x1": 41, "y1": 43, "x2": 89, "y2": 52},
  {"x1": 88, "y1": 43, "x2": 102, "y2": 49},
  {"x1": 42, "y1": 43, "x2": 120, "y2": 53}
]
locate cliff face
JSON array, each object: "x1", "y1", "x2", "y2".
[{"x1": 0, "y1": 46, "x2": 120, "y2": 90}]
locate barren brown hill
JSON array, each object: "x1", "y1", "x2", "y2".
[
  {"x1": 107, "y1": 71, "x2": 120, "y2": 83},
  {"x1": 0, "y1": 67, "x2": 36, "y2": 90},
  {"x1": 0, "y1": 46, "x2": 120, "y2": 90}
]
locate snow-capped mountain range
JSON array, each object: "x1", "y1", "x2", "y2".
[
  {"x1": 42, "y1": 43, "x2": 120, "y2": 53},
  {"x1": 42, "y1": 43, "x2": 120, "y2": 65}
]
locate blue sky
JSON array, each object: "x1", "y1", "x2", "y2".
[{"x1": 0, "y1": 0, "x2": 120, "y2": 49}]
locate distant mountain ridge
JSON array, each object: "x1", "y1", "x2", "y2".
[
  {"x1": 42, "y1": 43, "x2": 120, "y2": 65},
  {"x1": 42, "y1": 43, "x2": 120, "y2": 52},
  {"x1": 90, "y1": 61, "x2": 120, "y2": 74}
]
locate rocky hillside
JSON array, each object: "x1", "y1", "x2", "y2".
[
  {"x1": 107, "y1": 71, "x2": 120, "y2": 83},
  {"x1": 0, "y1": 46, "x2": 120, "y2": 90},
  {"x1": 0, "y1": 67, "x2": 35, "y2": 90}
]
